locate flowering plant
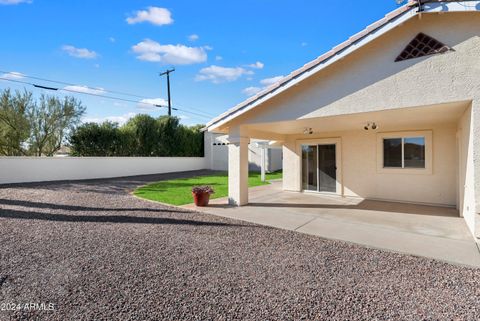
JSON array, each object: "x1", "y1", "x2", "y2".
[{"x1": 192, "y1": 186, "x2": 215, "y2": 194}]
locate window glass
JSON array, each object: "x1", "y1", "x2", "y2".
[
  {"x1": 404, "y1": 137, "x2": 425, "y2": 168},
  {"x1": 383, "y1": 138, "x2": 402, "y2": 168},
  {"x1": 302, "y1": 145, "x2": 318, "y2": 191}
]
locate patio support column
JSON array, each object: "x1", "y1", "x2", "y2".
[
  {"x1": 472, "y1": 99, "x2": 480, "y2": 241},
  {"x1": 227, "y1": 134, "x2": 249, "y2": 206}
]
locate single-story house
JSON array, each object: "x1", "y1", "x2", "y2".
[
  {"x1": 205, "y1": 0, "x2": 480, "y2": 241},
  {"x1": 204, "y1": 132, "x2": 282, "y2": 172}
]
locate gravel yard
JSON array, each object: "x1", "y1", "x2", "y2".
[{"x1": 0, "y1": 171, "x2": 479, "y2": 320}]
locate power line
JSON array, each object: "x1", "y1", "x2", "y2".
[
  {"x1": 0, "y1": 70, "x2": 146, "y2": 99},
  {"x1": 2, "y1": 70, "x2": 217, "y2": 118},
  {"x1": 13, "y1": 69, "x2": 216, "y2": 117},
  {"x1": 0, "y1": 76, "x2": 213, "y2": 120},
  {"x1": 172, "y1": 104, "x2": 216, "y2": 117},
  {"x1": 0, "y1": 77, "x2": 32, "y2": 87},
  {"x1": 33, "y1": 84, "x2": 58, "y2": 91},
  {"x1": 0, "y1": 70, "x2": 215, "y2": 119},
  {"x1": 0, "y1": 77, "x2": 169, "y2": 108},
  {"x1": 174, "y1": 107, "x2": 214, "y2": 119}
]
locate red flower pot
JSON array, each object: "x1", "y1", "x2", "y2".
[{"x1": 192, "y1": 191, "x2": 211, "y2": 207}]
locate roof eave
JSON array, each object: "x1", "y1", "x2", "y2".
[{"x1": 206, "y1": 1, "x2": 479, "y2": 131}]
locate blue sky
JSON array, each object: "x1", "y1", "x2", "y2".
[{"x1": 0, "y1": 0, "x2": 400, "y2": 125}]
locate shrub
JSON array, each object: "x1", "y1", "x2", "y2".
[{"x1": 69, "y1": 115, "x2": 204, "y2": 157}]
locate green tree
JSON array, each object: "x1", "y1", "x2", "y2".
[
  {"x1": 69, "y1": 121, "x2": 129, "y2": 156},
  {"x1": 68, "y1": 115, "x2": 205, "y2": 157},
  {"x1": 156, "y1": 115, "x2": 180, "y2": 156},
  {"x1": 175, "y1": 123, "x2": 204, "y2": 156},
  {"x1": 123, "y1": 114, "x2": 158, "y2": 156},
  {"x1": 0, "y1": 89, "x2": 33, "y2": 156},
  {"x1": 117, "y1": 126, "x2": 136, "y2": 156},
  {"x1": 28, "y1": 95, "x2": 86, "y2": 156}
]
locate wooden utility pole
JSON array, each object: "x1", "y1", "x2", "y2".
[{"x1": 159, "y1": 68, "x2": 175, "y2": 116}]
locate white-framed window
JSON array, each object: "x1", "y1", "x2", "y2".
[
  {"x1": 377, "y1": 131, "x2": 432, "y2": 175},
  {"x1": 383, "y1": 137, "x2": 425, "y2": 168}
]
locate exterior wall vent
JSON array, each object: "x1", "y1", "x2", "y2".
[{"x1": 395, "y1": 33, "x2": 452, "y2": 62}]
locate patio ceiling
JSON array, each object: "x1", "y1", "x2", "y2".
[{"x1": 243, "y1": 100, "x2": 469, "y2": 136}]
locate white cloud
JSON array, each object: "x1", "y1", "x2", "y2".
[
  {"x1": 242, "y1": 87, "x2": 263, "y2": 96},
  {"x1": 188, "y1": 34, "x2": 199, "y2": 41},
  {"x1": 215, "y1": 55, "x2": 223, "y2": 61},
  {"x1": 83, "y1": 112, "x2": 137, "y2": 126},
  {"x1": 126, "y1": 7, "x2": 173, "y2": 26},
  {"x1": 247, "y1": 61, "x2": 264, "y2": 69},
  {"x1": 242, "y1": 75, "x2": 284, "y2": 96},
  {"x1": 301, "y1": 42, "x2": 308, "y2": 47},
  {"x1": 137, "y1": 97, "x2": 168, "y2": 111},
  {"x1": 63, "y1": 85, "x2": 106, "y2": 95},
  {"x1": 132, "y1": 39, "x2": 207, "y2": 65},
  {"x1": 0, "y1": 71, "x2": 25, "y2": 80},
  {"x1": 109, "y1": 37, "x2": 116, "y2": 43},
  {"x1": 195, "y1": 65, "x2": 253, "y2": 84},
  {"x1": 260, "y1": 75, "x2": 284, "y2": 87},
  {"x1": 139, "y1": 97, "x2": 168, "y2": 107},
  {"x1": 62, "y1": 45, "x2": 98, "y2": 59},
  {"x1": 0, "y1": 0, "x2": 31, "y2": 5}
]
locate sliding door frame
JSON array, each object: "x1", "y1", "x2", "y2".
[{"x1": 297, "y1": 137, "x2": 343, "y2": 196}]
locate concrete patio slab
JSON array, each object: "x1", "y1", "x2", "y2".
[{"x1": 184, "y1": 181, "x2": 480, "y2": 267}]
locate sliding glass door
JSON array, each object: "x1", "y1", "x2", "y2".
[
  {"x1": 302, "y1": 145, "x2": 318, "y2": 191},
  {"x1": 302, "y1": 144, "x2": 337, "y2": 193},
  {"x1": 318, "y1": 144, "x2": 336, "y2": 193}
]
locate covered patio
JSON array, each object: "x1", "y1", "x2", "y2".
[
  {"x1": 185, "y1": 181, "x2": 480, "y2": 267},
  {"x1": 204, "y1": 4, "x2": 480, "y2": 264}
]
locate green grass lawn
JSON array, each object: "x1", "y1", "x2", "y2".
[{"x1": 134, "y1": 171, "x2": 282, "y2": 206}]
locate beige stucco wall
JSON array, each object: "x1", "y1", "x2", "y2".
[
  {"x1": 233, "y1": 12, "x2": 479, "y2": 235},
  {"x1": 230, "y1": 13, "x2": 480, "y2": 128},
  {"x1": 228, "y1": 136, "x2": 249, "y2": 206},
  {"x1": 283, "y1": 121, "x2": 458, "y2": 206},
  {"x1": 472, "y1": 100, "x2": 480, "y2": 239},
  {"x1": 458, "y1": 105, "x2": 476, "y2": 234},
  {"x1": 219, "y1": 11, "x2": 480, "y2": 240}
]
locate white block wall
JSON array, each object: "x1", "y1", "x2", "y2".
[
  {"x1": 205, "y1": 132, "x2": 283, "y2": 172},
  {"x1": 0, "y1": 157, "x2": 207, "y2": 184}
]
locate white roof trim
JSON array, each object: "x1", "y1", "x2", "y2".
[
  {"x1": 423, "y1": 0, "x2": 480, "y2": 12},
  {"x1": 206, "y1": 1, "x2": 480, "y2": 131}
]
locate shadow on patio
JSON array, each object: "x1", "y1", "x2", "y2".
[
  {"x1": 185, "y1": 181, "x2": 480, "y2": 267},
  {"x1": 245, "y1": 200, "x2": 458, "y2": 217}
]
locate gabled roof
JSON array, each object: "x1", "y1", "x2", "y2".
[{"x1": 206, "y1": 1, "x2": 480, "y2": 131}]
